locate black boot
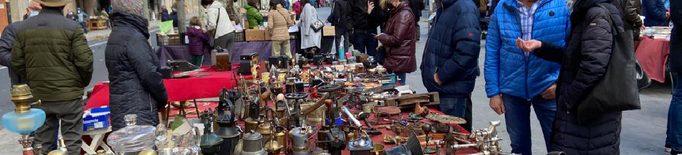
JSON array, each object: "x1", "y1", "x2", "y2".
[{"x1": 672, "y1": 149, "x2": 682, "y2": 155}]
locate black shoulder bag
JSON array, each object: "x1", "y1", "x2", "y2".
[{"x1": 577, "y1": 4, "x2": 641, "y2": 122}]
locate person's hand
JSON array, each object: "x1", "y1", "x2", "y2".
[
  {"x1": 374, "y1": 33, "x2": 381, "y2": 39},
  {"x1": 515, "y1": 38, "x2": 524, "y2": 50},
  {"x1": 667, "y1": 12, "x2": 671, "y2": 19},
  {"x1": 489, "y1": 95, "x2": 505, "y2": 115},
  {"x1": 541, "y1": 83, "x2": 557, "y2": 99},
  {"x1": 516, "y1": 38, "x2": 542, "y2": 52},
  {"x1": 434, "y1": 73, "x2": 442, "y2": 85},
  {"x1": 368, "y1": 1, "x2": 375, "y2": 14}
]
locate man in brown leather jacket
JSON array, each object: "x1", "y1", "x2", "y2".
[{"x1": 615, "y1": 0, "x2": 643, "y2": 40}]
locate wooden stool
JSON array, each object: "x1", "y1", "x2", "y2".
[
  {"x1": 163, "y1": 100, "x2": 201, "y2": 126},
  {"x1": 80, "y1": 127, "x2": 113, "y2": 155}
]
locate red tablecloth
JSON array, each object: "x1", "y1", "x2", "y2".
[
  {"x1": 85, "y1": 68, "x2": 241, "y2": 109},
  {"x1": 635, "y1": 37, "x2": 671, "y2": 83}
]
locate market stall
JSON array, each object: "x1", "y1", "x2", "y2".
[
  {"x1": 85, "y1": 67, "x2": 241, "y2": 109},
  {"x1": 636, "y1": 36, "x2": 671, "y2": 83},
  {"x1": 74, "y1": 53, "x2": 508, "y2": 155}
]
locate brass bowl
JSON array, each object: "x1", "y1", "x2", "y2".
[{"x1": 371, "y1": 144, "x2": 385, "y2": 155}]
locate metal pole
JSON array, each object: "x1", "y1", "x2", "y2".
[
  {"x1": 177, "y1": 0, "x2": 186, "y2": 33},
  {"x1": 177, "y1": 0, "x2": 187, "y2": 44}
]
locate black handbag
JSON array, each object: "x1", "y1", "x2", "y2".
[
  {"x1": 311, "y1": 19, "x2": 324, "y2": 32},
  {"x1": 577, "y1": 4, "x2": 641, "y2": 122}
]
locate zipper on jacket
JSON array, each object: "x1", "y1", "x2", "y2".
[{"x1": 512, "y1": 7, "x2": 531, "y2": 101}]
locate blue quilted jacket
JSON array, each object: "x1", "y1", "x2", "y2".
[{"x1": 484, "y1": 0, "x2": 570, "y2": 99}]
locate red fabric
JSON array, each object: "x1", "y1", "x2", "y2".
[
  {"x1": 635, "y1": 37, "x2": 671, "y2": 83},
  {"x1": 86, "y1": 67, "x2": 245, "y2": 110}
]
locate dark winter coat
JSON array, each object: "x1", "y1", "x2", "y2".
[
  {"x1": 642, "y1": 0, "x2": 668, "y2": 26},
  {"x1": 106, "y1": 13, "x2": 168, "y2": 130},
  {"x1": 0, "y1": 22, "x2": 25, "y2": 85},
  {"x1": 420, "y1": 0, "x2": 480, "y2": 96},
  {"x1": 533, "y1": 0, "x2": 624, "y2": 153},
  {"x1": 161, "y1": 10, "x2": 171, "y2": 22},
  {"x1": 668, "y1": 0, "x2": 682, "y2": 72},
  {"x1": 350, "y1": 0, "x2": 370, "y2": 30},
  {"x1": 12, "y1": 8, "x2": 93, "y2": 102},
  {"x1": 377, "y1": 2, "x2": 417, "y2": 73},
  {"x1": 187, "y1": 26, "x2": 209, "y2": 56},
  {"x1": 368, "y1": 0, "x2": 390, "y2": 30},
  {"x1": 327, "y1": 0, "x2": 353, "y2": 30},
  {"x1": 409, "y1": 0, "x2": 423, "y2": 23},
  {"x1": 171, "y1": 11, "x2": 179, "y2": 27}
]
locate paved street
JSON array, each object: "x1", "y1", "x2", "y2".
[{"x1": 0, "y1": 7, "x2": 674, "y2": 154}]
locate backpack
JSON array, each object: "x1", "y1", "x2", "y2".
[{"x1": 577, "y1": 4, "x2": 641, "y2": 122}]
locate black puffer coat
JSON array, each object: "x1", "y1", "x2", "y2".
[
  {"x1": 533, "y1": 0, "x2": 624, "y2": 154},
  {"x1": 105, "y1": 13, "x2": 168, "y2": 130}
]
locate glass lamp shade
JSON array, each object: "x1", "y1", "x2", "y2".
[{"x1": 2, "y1": 109, "x2": 46, "y2": 134}]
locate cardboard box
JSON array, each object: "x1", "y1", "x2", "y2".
[
  {"x1": 83, "y1": 107, "x2": 110, "y2": 131},
  {"x1": 264, "y1": 28, "x2": 271, "y2": 40},
  {"x1": 323, "y1": 26, "x2": 335, "y2": 36},
  {"x1": 245, "y1": 29, "x2": 266, "y2": 41}
]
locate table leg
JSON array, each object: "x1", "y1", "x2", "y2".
[
  {"x1": 81, "y1": 142, "x2": 96, "y2": 155},
  {"x1": 164, "y1": 103, "x2": 171, "y2": 126},
  {"x1": 193, "y1": 99, "x2": 201, "y2": 117}
]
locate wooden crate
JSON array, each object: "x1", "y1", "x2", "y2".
[{"x1": 88, "y1": 20, "x2": 107, "y2": 30}]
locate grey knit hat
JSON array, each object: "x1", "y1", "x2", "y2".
[{"x1": 112, "y1": 0, "x2": 144, "y2": 17}]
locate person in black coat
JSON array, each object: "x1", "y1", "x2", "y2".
[
  {"x1": 518, "y1": 0, "x2": 625, "y2": 154},
  {"x1": 327, "y1": 0, "x2": 353, "y2": 57},
  {"x1": 667, "y1": 0, "x2": 682, "y2": 154},
  {"x1": 0, "y1": 22, "x2": 26, "y2": 85},
  {"x1": 106, "y1": 0, "x2": 168, "y2": 130},
  {"x1": 409, "y1": 0, "x2": 423, "y2": 40},
  {"x1": 160, "y1": 5, "x2": 172, "y2": 22},
  {"x1": 421, "y1": 0, "x2": 479, "y2": 132},
  {"x1": 349, "y1": 0, "x2": 388, "y2": 57}
]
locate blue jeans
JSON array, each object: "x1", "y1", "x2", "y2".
[
  {"x1": 502, "y1": 94, "x2": 556, "y2": 155},
  {"x1": 353, "y1": 29, "x2": 378, "y2": 57},
  {"x1": 80, "y1": 22, "x2": 88, "y2": 33},
  {"x1": 439, "y1": 95, "x2": 472, "y2": 131},
  {"x1": 395, "y1": 72, "x2": 406, "y2": 85},
  {"x1": 439, "y1": 97, "x2": 468, "y2": 118},
  {"x1": 668, "y1": 73, "x2": 682, "y2": 151}
]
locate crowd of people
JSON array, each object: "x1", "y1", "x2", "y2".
[{"x1": 0, "y1": 0, "x2": 679, "y2": 154}]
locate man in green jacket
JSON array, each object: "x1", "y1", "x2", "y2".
[{"x1": 12, "y1": 0, "x2": 93, "y2": 154}]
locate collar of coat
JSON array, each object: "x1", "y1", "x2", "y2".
[
  {"x1": 41, "y1": 7, "x2": 65, "y2": 16},
  {"x1": 111, "y1": 12, "x2": 150, "y2": 39},
  {"x1": 502, "y1": 0, "x2": 552, "y2": 13}
]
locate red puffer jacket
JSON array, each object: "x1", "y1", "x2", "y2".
[{"x1": 377, "y1": 2, "x2": 417, "y2": 73}]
